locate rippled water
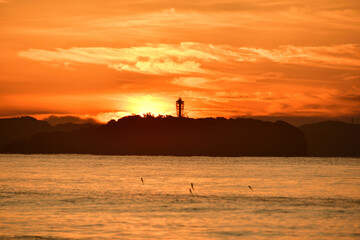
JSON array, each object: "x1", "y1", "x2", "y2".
[{"x1": 0, "y1": 154, "x2": 359, "y2": 239}]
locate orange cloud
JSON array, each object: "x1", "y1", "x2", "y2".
[
  {"x1": 237, "y1": 44, "x2": 360, "y2": 69},
  {"x1": 18, "y1": 43, "x2": 222, "y2": 75},
  {"x1": 19, "y1": 43, "x2": 360, "y2": 75},
  {"x1": 172, "y1": 77, "x2": 212, "y2": 89}
]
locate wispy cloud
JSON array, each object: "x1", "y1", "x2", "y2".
[
  {"x1": 238, "y1": 44, "x2": 360, "y2": 69},
  {"x1": 19, "y1": 43, "x2": 360, "y2": 76},
  {"x1": 172, "y1": 77, "x2": 212, "y2": 89},
  {"x1": 19, "y1": 43, "x2": 221, "y2": 75},
  {"x1": 6, "y1": 3, "x2": 360, "y2": 49},
  {"x1": 93, "y1": 6, "x2": 360, "y2": 31}
]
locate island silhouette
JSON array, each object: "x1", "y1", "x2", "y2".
[{"x1": 0, "y1": 115, "x2": 359, "y2": 157}]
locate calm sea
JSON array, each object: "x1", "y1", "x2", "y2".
[{"x1": 0, "y1": 154, "x2": 359, "y2": 239}]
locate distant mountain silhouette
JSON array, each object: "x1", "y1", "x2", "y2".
[
  {"x1": 0, "y1": 116, "x2": 98, "y2": 147},
  {"x1": 0, "y1": 116, "x2": 52, "y2": 147},
  {"x1": 1, "y1": 115, "x2": 307, "y2": 156},
  {"x1": 300, "y1": 121, "x2": 360, "y2": 157},
  {"x1": 43, "y1": 115, "x2": 99, "y2": 126}
]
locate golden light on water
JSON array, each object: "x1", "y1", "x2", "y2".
[{"x1": 1, "y1": 155, "x2": 359, "y2": 239}]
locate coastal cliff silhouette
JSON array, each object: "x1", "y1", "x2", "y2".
[{"x1": 0, "y1": 115, "x2": 307, "y2": 156}]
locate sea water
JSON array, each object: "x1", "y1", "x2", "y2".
[{"x1": 0, "y1": 154, "x2": 359, "y2": 239}]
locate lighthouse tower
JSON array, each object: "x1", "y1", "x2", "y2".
[{"x1": 176, "y1": 98, "x2": 184, "y2": 118}]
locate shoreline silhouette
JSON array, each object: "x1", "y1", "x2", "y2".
[{"x1": 0, "y1": 115, "x2": 359, "y2": 157}]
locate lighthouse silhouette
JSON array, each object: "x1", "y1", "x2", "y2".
[{"x1": 176, "y1": 98, "x2": 184, "y2": 118}]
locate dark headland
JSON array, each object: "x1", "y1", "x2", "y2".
[{"x1": 0, "y1": 115, "x2": 359, "y2": 157}]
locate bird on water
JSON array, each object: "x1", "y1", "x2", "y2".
[
  {"x1": 141, "y1": 178, "x2": 144, "y2": 185},
  {"x1": 248, "y1": 185, "x2": 253, "y2": 191},
  {"x1": 191, "y1": 182, "x2": 194, "y2": 190}
]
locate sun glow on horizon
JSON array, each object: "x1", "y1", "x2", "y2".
[{"x1": 126, "y1": 95, "x2": 174, "y2": 117}]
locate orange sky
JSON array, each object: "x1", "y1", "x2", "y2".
[{"x1": 1, "y1": 0, "x2": 359, "y2": 122}]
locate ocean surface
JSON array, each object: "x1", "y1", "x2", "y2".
[{"x1": 0, "y1": 154, "x2": 359, "y2": 240}]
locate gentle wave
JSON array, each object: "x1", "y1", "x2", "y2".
[
  {"x1": 0, "y1": 236, "x2": 74, "y2": 240},
  {"x1": 1, "y1": 155, "x2": 359, "y2": 239}
]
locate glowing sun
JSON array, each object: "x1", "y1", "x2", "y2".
[{"x1": 127, "y1": 95, "x2": 173, "y2": 116}]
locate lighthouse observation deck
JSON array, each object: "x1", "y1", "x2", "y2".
[{"x1": 176, "y1": 98, "x2": 184, "y2": 118}]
